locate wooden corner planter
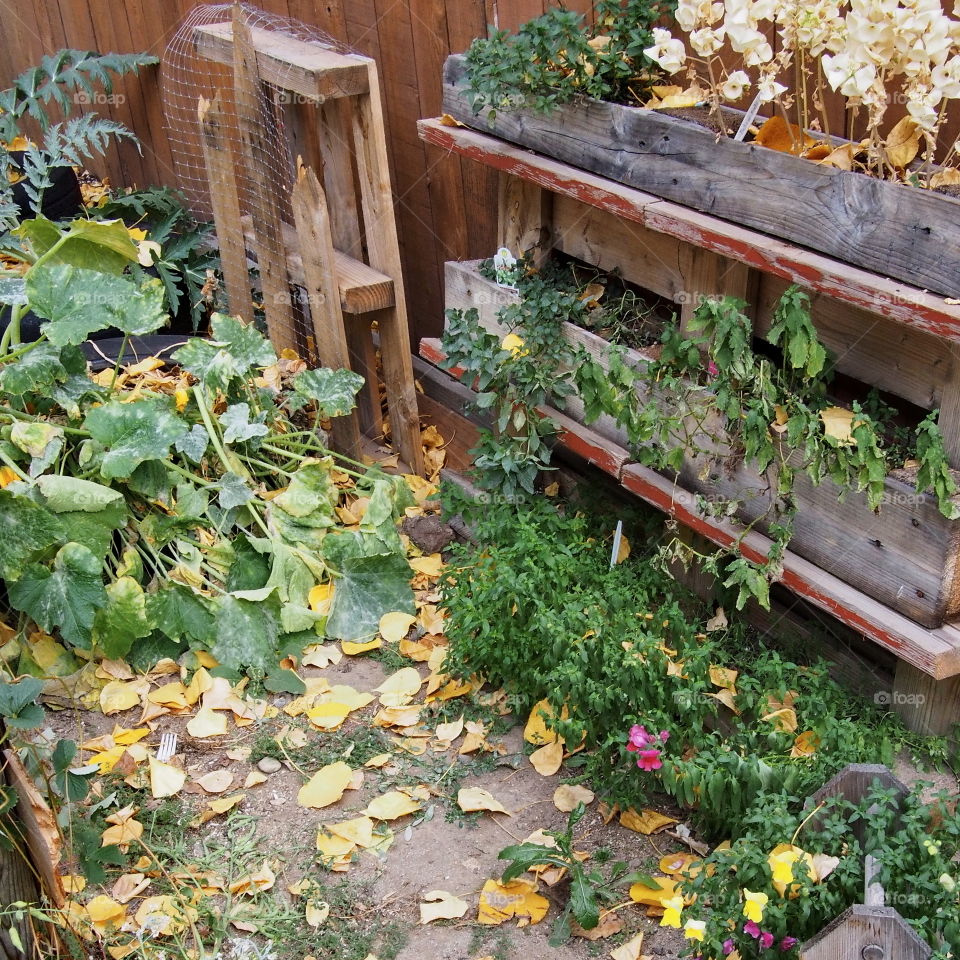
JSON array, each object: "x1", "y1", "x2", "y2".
[
  {"x1": 442, "y1": 54, "x2": 960, "y2": 300},
  {"x1": 800, "y1": 765, "x2": 932, "y2": 960},
  {"x1": 446, "y1": 259, "x2": 960, "y2": 628}
]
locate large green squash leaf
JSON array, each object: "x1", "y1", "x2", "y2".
[
  {"x1": 325, "y1": 551, "x2": 414, "y2": 642},
  {"x1": 209, "y1": 595, "x2": 278, "y2": 673},
  {"x1": 288, "y1": 367, "x2": 364, "y2": 416},
  {"x1": 84, "y1": 398, "x2": 188, "y2": 479},
  {"x1": 56, "y1": 501, "x2": 128, "y2": 563},
  {"x1": 92, "y1": 576, "x2": 155, "y2": 659},
  {"x1": 148, "y1": 584, "x2": 215, "y2": 645},
  {"x1": 0, "y1": 488, "x2": 65, "y2": 580},
  {"x1": 17, "y1": 217, "x2": 137, "y2": 275},
  {"x1": 172, "y1": 314, "x2": 276, "y2": 391},
  {"x1": 8, "y1": 542, "x2": 106, "y2": 648},
  {"x1": 36, "y1": 475, "x2": 122, "y2": 513},
  {"x1": 27, "y1": 264, "x2": 168, "y2": 344}
]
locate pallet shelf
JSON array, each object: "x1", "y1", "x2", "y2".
[{"x1": 417, "y1": 117, "x2": 960, "y2": 733}]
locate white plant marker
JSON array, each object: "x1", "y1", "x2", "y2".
[
  {"x1": 734, "y1": 92, "x2": 765, "y2": 142},
  {"x1": 610, "y1": 519, "x2": 624, "y2": 570}
]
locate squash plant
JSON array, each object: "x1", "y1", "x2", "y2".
[{"x1": 0, "y1": 217, "x2": 415, "y2": 684}]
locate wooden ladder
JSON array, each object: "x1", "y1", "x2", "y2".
[{"x1": 192, "y1": 9, "x2": 424, "y2": 473}]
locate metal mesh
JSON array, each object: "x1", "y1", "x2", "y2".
[{"x1": 159, "y1": 3, "x2": 360, "y2": 351}]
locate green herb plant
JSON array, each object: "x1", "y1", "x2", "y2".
[
  {"x1": 464, "y1": 0, "x2": 676, "y2": 119},
  {"x1": 441, "y1": 496, "x2": 909, "y2": 839}
]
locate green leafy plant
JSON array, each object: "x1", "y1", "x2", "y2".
[
  {"x1": 0, "y1": 50, "x2": 157, "y2": 226},
  {"x1": 498, "y1": 803, "x2": 613, "y2": 939},
  {"x1": 464, "y1": 0, "x2": 676, "y2": 119},
  {"x1": 441, "y1": 496, "x2": 909, "y2": 838},
  {"x1": 91, "y1": 185, "x2": 219, "y2": 330},
  {"x1": 677, "y1": 783, "x2": 960, "y2": 959},
  {"x1": 0, "y1": 244, "x2": 416, "y2": 681}
]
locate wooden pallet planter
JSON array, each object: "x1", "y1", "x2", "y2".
[
  {"x1": 800, "y1": 765, "x2": 932, "y2": 960},
  {"x1": 442, "y1": 54, "x2": 960, "y2": 300},
  {"x1": 446, "y1": 259, "x2": 960, "y2": 629}
]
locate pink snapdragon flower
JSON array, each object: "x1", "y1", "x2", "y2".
[
  {"x1": 636, "y1": 748, "x2": 663, "y2": 771},
  {"x1": 744, "y1": 921, "x2": 762, "y2": 939},
  {"x1": 722, "y1": 939, "x2": 735, "y2": 955},
  {"x1": 780, "y1": 937, "x2": 799, "y2": 951},
  {"x1": 760, "y1": 931, "x2": 775, "y2": 949}
]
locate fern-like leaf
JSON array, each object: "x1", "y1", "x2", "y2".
[
  {"x1": 0, "y1": 50, "x2": 158, "y2": 139},
  {"x1": 18, "y1": 115, "x2": 138, "y2": 212}
]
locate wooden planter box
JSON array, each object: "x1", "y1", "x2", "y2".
[
  {"x1": 442, "y1": 55, "x2": 960, "y2": 300},
  {"x1": 446, "y1": 259, "x2": 960, "y2": 628}
]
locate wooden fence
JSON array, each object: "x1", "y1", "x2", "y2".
[{"x1": 1, "y1": 1, "x2": 958, "y2": 341}]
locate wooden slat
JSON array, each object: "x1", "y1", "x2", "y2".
[
  {"x1": 255, "y1": 219, "x2": 395, "y2": 314},
  {"x1": 291, "y1": 165, "x2": 364, "y2": 460},
  {"x1": 352, "y1": 60, "x2": 424, "y2": 473},
  {"x1": 198, "y1": 94, "x2": 254, "y2": 324},
  {"x1": 231, "y1": 10, "x2": 297, "y2": 352},
  {"x1": 419, "y1": 117, "x2": 960, "y2": 345},
  {"x1": 193, "y1": 21, "x2": 370, "y2": 100},
  {"x1": 497, "y1": 172, "x2": 551, "y2": 266}
]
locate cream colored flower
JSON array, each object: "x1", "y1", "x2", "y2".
[{"x1": 721, "y1": 69, "x2": 752, "y2": 100}]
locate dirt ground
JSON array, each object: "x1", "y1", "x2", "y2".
[{"x1": 46, "y1": 650, "x2": 691, "y2": 960}]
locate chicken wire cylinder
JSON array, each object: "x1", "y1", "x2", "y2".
[{"x1": 160, "y1": 3, "x2": 359, "y2": 348}]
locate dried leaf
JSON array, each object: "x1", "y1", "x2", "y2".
[
  {"x1": 529, "y1": 739, "x2": 564, "y2": 777},
  {"x1": 754, "y1": 115, "x2": 815, "y2": 155},
  {"x1": 761, "y1": 707, "x2": 798, "y2": 733},
  {"x1": 305, "y1": 899, "x2": 330, "y2": 927},
  {"x1": 708, "y1": 665, "x2": 738, "y2": 691},
  {"x1": 554, "y1": 784, "x2": 595, "y2": 812},
  {"x1": 100, "y1": 680, "x2": 145, "y2": 715},
  {"x1": 477, "y1": 876, "x2": 549, "y2": 925},
  {"x1": 820, "y1": 406, "x2": 855, "y2": 444},
  {"x1": 705, "y1": 608, "x2": 727, "y2": 632},
  {"x1": 931, "y1": 167, "x2": 960, "y2": 188},
  {"x1": 885, "y1": 116, "x2": 920, "y2": 168},
  {"x1": 791, "y1": 730, "x2": 820, "y2": 758},
  {"x1": 194, "y1": 769, "x2": 234, "y2": 794},
  {"x1": 620, "y1": 808, "x2": 677, "y2": 834},
  {"x1": 301, "y1": 643, "x2": 342, "y2": 668},
  {"x1": 523, "y1": 699, "x2": 557, "y2": 745},
  {"x1": 187, "y1": 706, "x2": 228, "y2": 739},
  {"x1": 297, "y1": 761, "x2": 353, "y2": 809},
  {"x1": 571, "y1": 912, "x2": 622, "y2": 940},
  {"x1": 610, "y1": 931, "x2": 646, "y2": 960},
  {"x1": 379, "y1": 612, "x2": 417, "y2": 643},
  {"x1": 86, "y1": 895, "x2": 126, "y2": 932},
  {"x1": 342, "y1": 638, "x2": 382, "y2": 655},
  {"x1": 419, "y1": 889, "x2": 470, "y2": 924},
  {"x1": 628, "y1": 876, "x2": 679, "y2": 907},
  {"x1": 376, "y1": 667, "x2": 423, "y2": 706},
  {"x1": 458, "y1": 787, "x2": 510, "y2": 815},
  {"x1": 364, "y1": 790, "x2": 422, "y2": 821},
  {"x1": 149, "y1": 758, "x2": 185, "y2": 799}
]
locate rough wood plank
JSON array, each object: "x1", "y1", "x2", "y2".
[
  {"x1": 318, "y1": 98, "x2": 365, "y2": 260},
  {"x1": 678, "y1": 245, "x2": 757, "y2": 335},
  {"x1": 198, "y1": 94, "x2": 253, "y2": 324},
  {"x1": 497, "y1": 172, "x2": 552, "y2": 266},
  {"x1": 231, "y1": 10, "x2": 297, "y2": 353},
  {"x1": 443, "y1": 54, "x2": 960, "y2": 300},
  {"x1": 418, "y1": 118, "x2": 960, "y2": 344},
  {"x1": 290, "y1": 165, "x2": 364, "y2": 461},
  {"x1": 552, "y1": 194, "x2": 686, "y2": 303},
  {"x1": 242, "y1": 218, "x2": 395, "y2": 314},
  {"x1": 352, "y1": 62, "x2": 424, "y2": 474},
  {"x1": 800, "y1": 905, "x2": 932, "y2": 960},
  {"x1": 193, "y1": 21, "x2": 370, "y2": 100},
  {"x1": 891, "y1": 660, "x2": 960, "y2": 736},
  {"x1": 934, "y1": 359, "x2": 960, "y2": 467},
  {"x1": 619, "y1": 463, "x2": 960, "y2": 678},
  {"x1": 756, "y1": 273, "x2": 953, "y2": 412}
]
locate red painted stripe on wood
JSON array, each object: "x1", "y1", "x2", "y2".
[{"x1": 418, "y1": 119, "x2": 960, "y2": 344}]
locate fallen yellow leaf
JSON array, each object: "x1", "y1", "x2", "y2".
[
  {"x1": 149, "y1": 757, "x2": 185, "y2": 799},
  {"x1": 761, "y1": 707, "x2": 798, "y2": 733},
  {"x1": 553, "y1": 784, "x2": 595, "y2": 812},
  {"x1": 342, "y1": 638, "x2": 382, "y2": 655},
  {"x1": 379, "y1": 612, "x2": 417, "y2": 643},
  {"x1": 419, "y1": 889, "x2": 469, "y2": 924},
  {"x1": 297, "y1": 761, "x2": 353, "y2": 809},
  {"x1": 708, "y1": 665, "x2": 738, "y2": 691},
  {"x1": 529, "y1": 739, "x2": 564, "y2": 777},
  {"x1": 620, "y1": 808, "x2": 677, "y2": 835},
  {"x1": 477, "y1": 876, "x2": 548, "y2": 925},
  {"x1": 610, "y1": 931, "x2": 646, "y2": 960},
  {"x1": 365, "y1": 790, "x2": 422, "y2": 821},
  {"x1": 820, "y1": 406, "x2": 856, "y2": 444},
  {"x1": 628, "y1": 876, "x2": 678, "y2": 907},
  {"x1": 86, "y1": 895, "x2": 126, "y2": 932},
  {"x1": 99, "y1": 680, "x2": 144, "y2": 715},
  {"x1": 186, "y1": 706, "x2": 228, "y2": 738},
  {"x1": 523, "y1": 699, "x2": 557, "y2": 745},
  {"x1": 306, "y1": 899, "x2": 330, "y2": 928},
  {"x1": 458, "y1": 787, "x2": 510, "y2": 815},
  {"x1": 791, "y1": 730, "x2": 820, "y2": 758},
  {"x1": 409, "y1": 554, "x2": 444, "y2": 578},
  {"x1": 194, "y1": 769, "x2": 234, "y2": 793}
]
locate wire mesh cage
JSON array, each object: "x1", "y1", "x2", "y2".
[{"x1": 160, "y1": 2, "x2": 361, "y2": 351}]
